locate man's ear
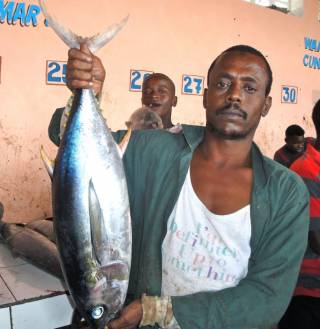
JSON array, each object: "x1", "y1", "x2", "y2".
[
  {"x1": 203, "y1": 88, "x2": 208, "y2": 109},
  {"x1": 172, "y1": 96, "x2": 178, "y2": 107},
  {"x1": 262, "y1": 96, "x2": 272, "y2": 117}
]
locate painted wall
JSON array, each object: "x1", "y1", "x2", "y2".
[{"x1": 0, "y1": 0, "x2": 319, "y2": 221}]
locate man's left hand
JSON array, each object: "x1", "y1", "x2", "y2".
[{"x1": 107, "y1": 299, "x2": 143, "y2": 329}]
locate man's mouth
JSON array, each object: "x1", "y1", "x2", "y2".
[
  {"x1": 216, "y1": 105, "x2": 247, "y2": 119},
  {"x1": 149, "y1": 103, "x2": 161, "y2": 108}
]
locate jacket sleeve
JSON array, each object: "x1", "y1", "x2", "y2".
[
  {"x1": 48, "y1": 107, "x2": 64, "y2": 146},
  {"x1": 171, "y1": 178, "x2": 309, "y2": 329}
]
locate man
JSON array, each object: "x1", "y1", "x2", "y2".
[
  {"x1": 141, "y1": 73, "x2": 181, "y2": 133},
  {"x1": 273, "y1": 124, "x2": 305, "y2": 167},
  {"x1": 51, "y1": 45, "x2": 309, "y2": 329},
  {"x1": 279, "y1": 100, "x2": 320, "y2": 329},
  {"x1": 49, "y1": 60, "x2": 180, "y2": 146}
]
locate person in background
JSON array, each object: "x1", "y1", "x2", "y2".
[
  {"x1": 273, "y1": 124, "x2": 305, "y2": 168},
  {"x1": 48, "y1": 67, "x2": 180, "y2": 146},
  {"x1": 141, "y1": 73, "x2": 182, "y2": 133},
  {"x1": 278, "y1": 100, "x2": 320, "y2": 329},
  {"x1": 51, "y1": 44, "x2": 309, "y2": 329}
]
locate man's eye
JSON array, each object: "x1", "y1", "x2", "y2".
[
  {"x1": 244, "y1": 85, "x2": 256, "y2": 93},
  {"x1": 216, "y1": 81, "x2": 229, "y2": 88}
]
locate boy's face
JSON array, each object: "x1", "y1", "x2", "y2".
[
  {"x1": 141, "y1": 77, "x2": 177, "y2": 119},
  {"x1": 285, "y1": 135, "x2": 305, "y2": 154}
]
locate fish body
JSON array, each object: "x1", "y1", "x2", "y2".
[
  {"x1": 38, "y1": 1, "x2": 131, "y2": 326},
  {"x1": 0, "y1": 220, "x2": 63, "y2": 279},
  {"x1": 26, "y1": 217, "x2": 55, "y2": 242},
  {"x1": 52, "y1": 89, "x2": 131, "y2": 328}
]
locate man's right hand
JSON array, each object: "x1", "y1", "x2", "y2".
[{"x1": 66, "y1": 43, "x2": 106, "y2": 96}]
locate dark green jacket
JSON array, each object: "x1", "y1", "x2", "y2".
[{"x1": 49, "y1": 118, "x2": 309, "y2": 329}]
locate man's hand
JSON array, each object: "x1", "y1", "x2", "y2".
[
  {"x1": 107, "y1": 299, "x2": 143, "y2": 329},
  {"x1": 66, "y1": 43, "x2": 106, "y2": 96}
]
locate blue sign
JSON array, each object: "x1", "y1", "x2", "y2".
[
  {"x1": 129, "y1": 69, "x2": 153, "y2": 92},
  {"x1": 46, "y1": 60, "x2": 67, "y2": 85},
  {"x1": 281, "y1": 86, "x2": 298, "y2": 104},
  {"x1": 0, "y1": 1, "x2": 44, "y2": 27},
  {"x1": 303, "y1": 37, "x2": 320, "y2": 70},
  {"x1": 182, "y1": 74, "x2": 204, "y2": 96}
]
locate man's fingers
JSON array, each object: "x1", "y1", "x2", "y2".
[
  {"x1": 67, "y1": 79, "x2": 93, "y2": 90},
  {"x1": 68, "y1": 59, "x2": 93, "y2": 71},
  {"x1": 67, "y1": 69, "x2": 92, "y2": 82},
  {"x1": 80, "y1": 43, "x2": 92, "y2": 56},
  {"x1": 68, "y1": 47, "x2": 92, "y2": 63}
]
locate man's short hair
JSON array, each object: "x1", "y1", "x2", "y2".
[
  {"x1": 312, "y1": 99, "x2": 320, "y2": 134},
  {"x1": 142, "y1": 73, "x2": 176, "y2": 95},
  {"x1": 207, "y1": 45, "x2": 273, "y2": 96},
  {"x1": 285, "y1": 124, "x2": 305, "y2": 137}
]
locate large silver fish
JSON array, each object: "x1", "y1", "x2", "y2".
[{"x1": 39, "y1": 1, "x2": 131, "y2": 328}]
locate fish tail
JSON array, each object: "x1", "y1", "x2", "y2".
[
  {"x1": 40, "y1": 145, "x2": 55, "y2": 179},
  {"x1": 38, "y1": 0, "x2": 129, "y2": 53}
]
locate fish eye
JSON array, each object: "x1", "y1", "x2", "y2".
[{"x1": 91, "y1": 306, "x2": 104, "y2": 319}]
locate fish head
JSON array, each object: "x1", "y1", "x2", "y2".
[
  {"x1": 78, "y1": 264, "x2": 128, "y2": 328},
  {"x1": 84, "y1": 304, "x2": 114, "y2": 329}
]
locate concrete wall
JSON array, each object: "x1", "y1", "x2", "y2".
[{"x1": 0, "y1": 0, "x2": 319, "y2": 221}]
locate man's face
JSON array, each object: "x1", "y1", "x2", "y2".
[
  {"x1": 203, "y1": 51, "x2": 272, "y2": 140},
  {"x1": 285, "y1": 135, "x2": 305, "y2": 154},
  {"x1": 141, "y1": 77, "x2": 177, "y2": 119}
]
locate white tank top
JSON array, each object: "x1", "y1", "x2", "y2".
[{"x1": 161, "y1": 168, "x2": 252, "y2": 296}]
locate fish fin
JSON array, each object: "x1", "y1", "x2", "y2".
[
  {"x1": 38, "y1": 0, "x2": 129, "y2": 52},
  {"x1": 38, "y1": 0, "x2": 80, "y2": 49},
  {"x1": 40, "y1": 146, "x2": 55, "y2": 179},
  {"x1": 100, "y1": 261, "x2": 129, "y2": 281},
  {"x1": 87, "y1": 15, "x2": 129, "y2": 53},
  {"x1": 89, "y1": 180, "x2": 108, "y2": 266},
  {"x1": 117, "y1": 128, "x2": 132, "y2": 158}
]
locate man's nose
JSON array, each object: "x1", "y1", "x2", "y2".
[
  {"x1": 226, "y1": 84, "x2": 241, "y2": 103},
  {"x1": 152, "y1": 92, "x2": 160, "y2": 100}
]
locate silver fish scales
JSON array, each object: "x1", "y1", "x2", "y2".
[
  {"x1": 53, "y1": 89, "x2": 131, "y2": 328},
  {"x1": 38, "y1": 1, "x2": 131, "y2": 328}
]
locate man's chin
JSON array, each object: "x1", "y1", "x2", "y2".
[{"x1": 207, "y1": 124, "x2": 249, "y2": 140}]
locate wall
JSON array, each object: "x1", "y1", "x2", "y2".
[{"x1": 0, "y1": 0, "x2": 319, "y2": 221}]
